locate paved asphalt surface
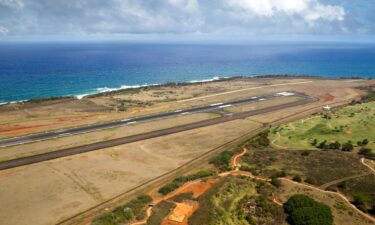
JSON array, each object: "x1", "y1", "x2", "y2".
[
  {"x1": 0, "y1": 92, "x2": 299, "y2": 147},
  {"x1": 0, "y1": 94, "x2": 317, "y2": 170}
]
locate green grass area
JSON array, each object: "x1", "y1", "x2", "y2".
[
  {"x1": 269, "y1": 101, "x2": 375, "y2": 151},
  {"x1": 189, "y1": 176, "x2": 284, "y2": 225},
  {"x1": 92, "y1": 195, "x2": 152, "y2": 225},
  {"x1": 240, "y1": 149, "x2": 368, "y2": 186}
]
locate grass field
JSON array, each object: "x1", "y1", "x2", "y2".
[{"x1": 269, "y1": 101, "x2": 375, "y2": 150}]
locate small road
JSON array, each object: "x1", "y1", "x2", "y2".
[
  {"x1": 0, "y1": 96, "x2": 317, "y2": 171},
  {"x1": 0, "y1": 92, "x2": 303, "y2": 148}
]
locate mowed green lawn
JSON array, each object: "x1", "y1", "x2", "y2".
[{"x1": 270, "y1": 101, "x2": 375, "y2": 150}]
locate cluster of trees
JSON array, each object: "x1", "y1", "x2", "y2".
[
  {"x1": 92, "y1": 195, "x2": 152, "y2": 225},
  {"x1": 284, "y1": 195, "x2": 333, "y2": 225},
  {"x1": 250, "y1": 130, "x2": 270, "y2": 147},
  {"x1": 158, "y1": 169, "x2": 215, "y2": 195},
  {"x1": 359, "y1": 147, "x2": 375, "y2": 159},
  {"x1": 209, "y1": 151, "x2": 235, "y2": 171},
  {"x1": 312, "y1": 139, "x2": 365, "y2": 152}
]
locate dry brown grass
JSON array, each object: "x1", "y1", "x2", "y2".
[
  {"x1": 0, "y1": 112, "x2": 218, "y2": 161},
  {"x1": 0, "y1": 119, "x2": 261, "y2": 225}
]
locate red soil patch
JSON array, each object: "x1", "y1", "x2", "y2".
[
  {"x1": 174, "y1": 178, "x2": 218, "y2": 198},
  {"x1": 0, "y1": 124, "x2": 49, "y2": 137},
  {"x1": 53, "y1": 115, "x2": 97, "y2": 122},
  {"x1": 161, "y1": 201, "x2": 199, "y2": 225},
  {"x1": 319, "y1": 93, "x2": 335, "y2": 102}
]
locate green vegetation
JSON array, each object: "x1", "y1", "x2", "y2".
[
  {"x1": 158, "y1": 169, "x2": 215, "y2": 195},
  {"x1": 169, "y1": 192, "x2": 194, "y2": 203},
  {"x1": 209, "y1": 151, "x2": 235, "y2": 171},
  {"x1": 270, "y1": 101, "x2": 375, "y2": 151},
  {"x1": 92, "y1": 195, "x2": 152, "y2": 225},
  {"x1": 240, "y1": 149, "x2": 368, "y2": 185},
  {"x1": 146, "y1": 200, "x2": 176, "y2": 225},
  {"x1": 189, "y1": 177, "x2": 284, "y2": 225},
  {"x1": 116, "y1": 99, "x2": 153, "y2": 112},
  {"x1": 26, "y1": 96, "x2": 74, "y2": 103},
  {"x1": 359, "y1": 147, "x2": 375, "y2": 159},
  {"x1": 249, "y1": 130, "x2": 270, "y2": 148},
  {"x1": 334, "y1": 174, "x2": 375, "y2": 215},
  {"x1": 284, "y1": 195, "x2": 333, "y2": 225}
]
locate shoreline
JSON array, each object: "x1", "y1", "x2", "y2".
[{"x1": 0, "y1": 74, "x2": 367, "y2": 106}]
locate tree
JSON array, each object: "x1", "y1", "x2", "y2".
[
  {"x1": 284, "y1": 195, "x2": 333, "y2": 225},
  {"x1": 328, "y1": 141, "x2": 341, "y2": 150},
  {"x1": 362, "y1": 139, "x2": 369, "y2": 146},
  {"x1": 342, "y1": 142, "x2": 354, "y2": 152},
  {"x1": 311, "y1": 139, "x2": 318, "y2": 146},
  {"x1": 318, "y1": 140, "x2": 328, "y2": 149}
]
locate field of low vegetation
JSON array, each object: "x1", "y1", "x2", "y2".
[
  {"x1": 189, "y1": 176, "x2": 285, "y2": 225},
  {"x1": 239, "y1": 148, "x2": 369, "y2": 186},
  {"x1": 330, "y1": 174, "x2": 375, "y2": 216},
  {"x1": 269, "y1": 101, "x2": 375, "y2": 153}
]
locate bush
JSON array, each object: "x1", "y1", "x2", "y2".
[
  {"x1": 293, "y1": 175, "x2": 302, "y2": 182},
  {"x1": 210, "y1": 151, "x2": 234, "y2": 171},
  {"x1": 158, "y1": 170, "x2": 215, "y2": 195},
  {"x1": 284, "y1": 195, "x2": 333, "y2": 225},
  {"x1": 358, "y1": 147, "x2": 375, "y2": 159},
  {"x1": 352, "y1": 192, "x2": 375, "y2": 213},
  {"x1": 342, "y1": 142, "x2": 354, "y2": 152},
  {"x1": 92, "y1": 195, "x2": 152, "y2": 225},
  {"x1": 250, "y1": 130, "x2": 270, "y2": 147}
]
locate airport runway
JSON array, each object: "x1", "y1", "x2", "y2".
[
  {"x1": 0, "y1": 95, "x2": 317, "y2": 170},
  {"x1": 0, "y1": 91, "x2": 299, "y2": 147}
]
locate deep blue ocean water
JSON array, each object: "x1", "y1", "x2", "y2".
[{"x1": 0, "y1": 42, "x2": 374, "y2": 103}]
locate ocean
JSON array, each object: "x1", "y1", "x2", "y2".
[{"x1": 0, "y1": 42, "x2": 374, "y2": 103}]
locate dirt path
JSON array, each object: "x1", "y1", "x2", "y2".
[
  {"x1": 319, "y1": 172, "x2": 372, "y2": 189},
  {"x1": 231, "y1": 146, "x2": 248, "y2": 169},
  {"x1": 361, "y1": 158, "x2": 375, "y2": 173},
  {"x1": 130, "y1": 148, "x2": 375, "y2": 225},
  {"x1": 278, "y1": 178, "x2": 375, "y2": 223}
]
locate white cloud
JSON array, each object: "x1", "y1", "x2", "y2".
[
  {"x1": 168, "y1": 0, "x2": 199, "y2": 13},
  {"x1": 224, "y1": 0, "x2": 345, "y2": 23},
  {"x1": 0, "y1": 26, "x2": 9, "y2": 35},
  {"x1": 0, "y1": 0, "x2": 24, "y2": 9}
]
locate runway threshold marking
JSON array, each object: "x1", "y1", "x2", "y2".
[{"x1": 178, "y1": 81, "x2": 313, "y2": 103}]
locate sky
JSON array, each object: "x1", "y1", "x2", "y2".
[{"x1": 0, "y1": 0, "x2": 374, "y2": 42}]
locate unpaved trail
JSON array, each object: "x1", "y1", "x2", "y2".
[
  {"x1": 130, "y1": 147, "x2": 375, "y2": 225},
  {"x1": 361, "y1": 158, "x2": 375, "y2": 173},
  {"x1": 231, "y1": 146, "x2": 248, "y2": 169},
  {"x1": 319, "y1": 172, "x2": 372, "y2": 189}
]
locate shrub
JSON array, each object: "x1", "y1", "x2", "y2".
[
  {"x1": 293, "y1": 175, "x2": 302, "y2": 182},
  {"x1": 158, "y1": 170, "x2": 215, "y2": 195},
  {"x1": 342, "y1": 142, "x2": 354, "y2": 152},
  {"x1": 284, "y1": 195, "x2": 333, "y2": 225},
  {"x1": 210, "y1": 151, "x2": 234, "y2": 171},
  {"x1": 92, "y1": 195, "x2": 152, "y2": 225}
]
